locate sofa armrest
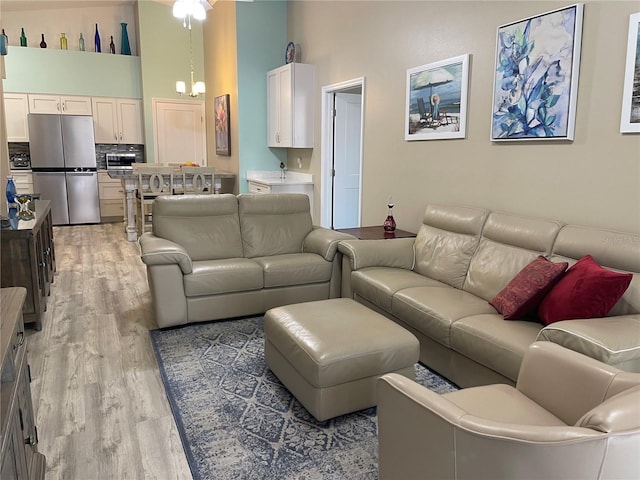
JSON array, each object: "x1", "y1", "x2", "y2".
[
  {"x1": 536, "y1": 315, "x2": 640, "y2": 370},
  {"x1": 302, "y1": 227, "x2": 355, "y2": 261},
  {"x1": 338, "y1": 238, "x2": 415, "y2": 271},
  {"x1": 516, "y1": 342, "x2": 640, "y2": 425},
  {"x1": 139, "y1": 233, "x2": 193, "y2": 274}
]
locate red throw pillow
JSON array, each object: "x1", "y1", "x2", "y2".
[
  {"x1": 490, "y1": 256, "x2": 568, "y2": 320},
  {"x1": 538, "y1": 255, "x2": 633, "y2": 325}
]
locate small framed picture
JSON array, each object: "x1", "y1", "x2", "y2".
[
  {"x1": 214, "y1": 94, "x2": 231, "y2": 156},
  {"x1": 490, "y1": 3, "x2": 584, "y2": 141},
  {"x1": 405, "y1": 54, "x2": 470, "y2": 141},
  {"x1": 621, "y1": 12, "x2": 640, "y2": 133}
]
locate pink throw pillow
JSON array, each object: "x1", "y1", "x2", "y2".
[
  {"x1": 490, "y1": 256, "x2": 568, "y2": 320},
  {"x1": 538, "y1": 255, "x2": 632, "y2": 325}
]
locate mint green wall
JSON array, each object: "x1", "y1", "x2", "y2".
[
  {"x1": 3, "y1": 46, "x2": 141, "y2": 97},
  {"x1": 137, "y1": 1, "x2": 204, "y2": 163},
  {"x1": 236, "y1": 1, "x2": 287, "y2": 193}
]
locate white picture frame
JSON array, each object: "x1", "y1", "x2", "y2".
[
  {"x1": 405, "y1": 54, "x2": 470, "y2": 141},
  {"x1": 490, "y1": 3, "x2": 584, "y2": 141},
  {"x1": 621, "y1": 12, "x2": 640, "y2": 133}
]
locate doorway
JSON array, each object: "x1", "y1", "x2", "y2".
[
  {"x1": 320, "y1": 78, "x2": 365, "y2": 229},
  {"x1": 153, "y1": 99, "x2": 207, "y2": 165}
]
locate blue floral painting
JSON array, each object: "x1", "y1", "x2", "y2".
[{"x1": 491, "y1": 4, "x2": 584, "y2": 141}]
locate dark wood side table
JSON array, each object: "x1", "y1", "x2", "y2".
[
  {"x1": 335, "y1": 226, "x2": 416, "y2": 240},
  {"x1": 1, "y1": 200, "x2": 55, "y2": 330}
]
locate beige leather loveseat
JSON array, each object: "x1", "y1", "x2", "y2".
[
  {"x1": 139, "y1": 193, "x2": 353, "y2": 328},
  {"x1": 339, "y1": 204, "x2": 640, "y2": 387}
]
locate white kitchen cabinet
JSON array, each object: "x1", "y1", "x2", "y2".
[
  {"x1": 92, "y1": 97, "x2": 144, "y2": 144},
  {"x1": 10, "y1": 172, "x2": 33, "y2": 194},
  {"x1": 98, "y1": 172, "x2": 125, "y2": 220},
  {"x1": 267, "y1": 63, "x2": 314, "y2": 148},
  {"x1": 4, "y1": 93, "x2": 29, "y2": 142},
  {"x1": 28, "y1": 94, "x2": 92, "y2": 115}
]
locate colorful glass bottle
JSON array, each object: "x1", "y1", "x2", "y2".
[
  {"x1": 2, "y1": 29, "x2": 8, "y2": 45},
  {"x1": 79, "y1": 33, "x2": 85, "y2": 51},
  {"x1": 60, "y1": 33, "x2": 67, "y2": 50},
  {"x1": 19, "y1": 28, "x2": 27, "y2": 47},
  {"x1": 120, "y1": 23, "x2": 131, "y2": 55},
  {"x1": 40, "y1": 33, "x2": 47, "y2": 48},
  {"x1": 94, "y1": 23, "x2": 101, "y2": 52},
  {"x1": 6, "y1": 176, "x2": 17, "y2": 206},
  {"x1": 383, "y1": 199, "x2": 396, "y2": 232},
  {"x1": 109, "y1": 35, "x2": 115, "y2": 54}
]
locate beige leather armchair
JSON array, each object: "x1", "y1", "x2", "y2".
[{"x1": 377, "y1": 342, "x2": 640, "y2": 480}]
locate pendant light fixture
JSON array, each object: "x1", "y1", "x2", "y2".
[
  {"x1": 173, "y1": 0, "x2": 211, "y2": 30},
  {"x1": 173, "y1": 0, "x2": 209, "y2": 97}
]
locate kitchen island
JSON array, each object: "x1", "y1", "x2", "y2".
[{"x1": 108, "y1": 167, "x2": 236, "y2": 241}]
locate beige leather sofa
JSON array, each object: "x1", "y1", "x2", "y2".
[
  {"x1": 139, "y1": 193, "x2": 353, "y2": 328},
  {"x1": 377, "y1": 341, "x2": 640, "y2": 480},
  {"x1": 338, "y1": 204, "x2": 640, "y2": 387}
]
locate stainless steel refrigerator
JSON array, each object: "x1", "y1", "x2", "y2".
[{"x1": 29, "y1": 114, "x2": 101, "y2": 225}]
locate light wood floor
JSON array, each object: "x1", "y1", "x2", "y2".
[{"x1": 26, "y1": 223, "x2": 193, "y2": 479}]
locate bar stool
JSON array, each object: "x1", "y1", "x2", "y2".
[
  {"x1": 136, "y1": 166, "x2": 175, "y2": 234},
  {"x1": 181, "y1": 166, "x2": 215, "y2": 194}
]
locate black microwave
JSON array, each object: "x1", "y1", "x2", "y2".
[{"x1": 106, "y1": 153, "x2": 137, "y2": 170}]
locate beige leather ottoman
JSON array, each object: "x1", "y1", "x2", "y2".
[{"x1": 264, "y1": 298, "x2": 420, "y2": 421}]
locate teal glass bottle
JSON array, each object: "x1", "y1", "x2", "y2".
[
  {"x1": 120, "y1": 22, "x2": 131, "y2": 55},
  {"x1": 20, "y1": 28, "x2": 27, "y2": 47}
]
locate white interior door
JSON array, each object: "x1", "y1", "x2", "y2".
[
  {"x1": 332, "y1": 92, "x2": 362, "y2": 228},
  {"x1": 153, "y1": 100, "x2": 206, "y2": 165}
]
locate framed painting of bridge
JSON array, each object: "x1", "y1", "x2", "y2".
[
  {"x1": 490, "y1": 3, "x2": 584, "y2": 141},
  {"x1": 405, "y1": 54, "x2": 470, "y2": 141}
]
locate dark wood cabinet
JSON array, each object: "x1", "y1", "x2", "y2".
[
  {"x1": 0, "y1": 288, "x2": 46, "y2": 480},
  {"x1": 1, "y1": 201, "x2": 55, "y2": 331}
]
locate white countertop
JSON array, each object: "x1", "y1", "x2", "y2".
[{"x1": 246, "y1": 170, "x2": 313, "y2": 185}]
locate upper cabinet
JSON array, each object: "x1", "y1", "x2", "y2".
[
  {"x1": 28, "y1": 94, "x2": 92, "y2": 115},
  {"x1": 267, "y1": 63, "x2": 314, "y2": 148},
  {"x1": 5, "y1": 93, "x2": 30, "y2": 142},
  {"x1": 92, "y1": 97, "x2": 144, "y2": 144}
]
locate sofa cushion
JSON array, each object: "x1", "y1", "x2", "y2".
[
  {"x1": 183, "y1": 258, "x2": 263, "y2": 296},
  {"x1": 413, "y1": 205, "x2": 488, "y2": 289},
  {"x1": 450, "y1": 314, "x2": 543, "y2": 381},
  {"x1": 152, "y1": 194, "x2": 243, "y2": 261},
  {"x1": 238, "y1": 194, "x2": 313, "y2": 258},
  {"x1": 392, "y1": 287, "x2": 497, "y2": 347},
  {"x1": 253, "y1": 253, "x2": 333, "y2": 288},
  {"x1": 352, "y1": 267, "x2": 442, "y2": 312},
  {"x1": 464, "y1": 212, "x2": 563, "y2": 302},
  {"x1": 490, "y1": 256, "x2": 568, "y2": 320},
  {"x1": 538, "y1": 255, "x2": 633, "y2": 325},
  {"x1": 550, "y1": 226, "x2": 640, "y2": 317}
]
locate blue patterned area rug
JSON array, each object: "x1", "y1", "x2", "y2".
[{"x1": 150, "y1": 316, "x2": 458, "y2": 480}]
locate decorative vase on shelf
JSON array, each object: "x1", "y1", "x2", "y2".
[
  {"x1": 20, "y1": 28, "x2": 27, "y2": 47},
  {"x1": 39, "y1": 33, "x2": 47, "y2": 48},
  {"x1": 79, "y1": 33, "x2": 85, "y2": 51},
  {"x1": 120, "y1": 22, "x2": 131, "y2": 55},
  {"x1": 383, "y1": 200, "x2": 396, "y2": 232},
  {"x1": 94, "y1": 23, "x2": 101, "y2": 52},
  {"x1": 2, "y1": 29, "x2": 8, "y2": 45},
  {"x1": 60, "y1": 33, "x2": 67, "y2": 50},
  {"x1": 6, "y1": 176, "x2": 16, "y2": 206},
  {"x1": 109, "y1": 36, "x2": 115, "y2": 54}
]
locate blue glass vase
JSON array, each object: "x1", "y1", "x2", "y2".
[{"x1": 120, "y1": 23, "x2": 131, "y2": 55}]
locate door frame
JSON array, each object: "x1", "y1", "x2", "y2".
[
  {"x1": 320, "y1": 77, "x2": 366, "y2": 228},
  {"x1": 152, "y1": 98, "x2": 206, "y2": 165}
]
